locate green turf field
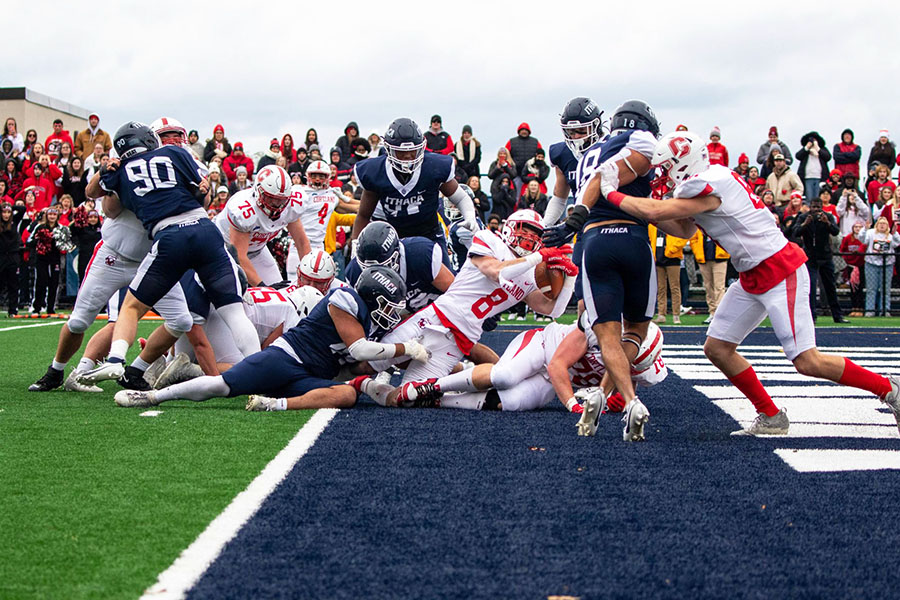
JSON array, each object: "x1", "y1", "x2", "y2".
[{"x1": 0, "y1": 320, "x2": 314, "y2": 600}]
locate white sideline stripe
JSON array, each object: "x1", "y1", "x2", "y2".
[
  {"x1": 141, "y1": 408, "x2": 339, "y2": 600},
  {"x1": 775, "y1": 449, "x2": 900, "y2": 471},
  {"x1": 0, "y1": 321, "x2": 66, "y2": 332}
]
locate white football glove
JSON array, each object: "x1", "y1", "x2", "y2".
[
  {"x1": 462, "y1": 215, "x2": 479, "y2": 232},
  {"x1": 598, "y1": 160, "x2": 620, "y2": 198},
  {"x1": 350, "y1": 238, "x2": 359, "y2": 260},
  {"x1": 402, "y1": 339, "x2": 430, "y2": 363}
]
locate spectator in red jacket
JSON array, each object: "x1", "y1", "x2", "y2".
[
  {"x1": 26, "y1": 155, "x2": 62, "y2": 204},
  {"x1": 839, "y1": 220, "x2": 868, "y2": 316},
  {"x1": 825, "y1": 169, "x2": 842, "y2": 194},
  {"x1": 3, "y1": 158, "x2": 23, "y2": 198},
  {"x1": 203, "y1": 124, "x2": 232, "y2": 163},
  {"x1": 222, "y1": 142, "x2": 255, "y2": 183},
  {"x1": 424, "y1": 114, "x2": 453, "y2": 155},
  {"x1": 746, "y1": 166, "x2": 765, "y2": 194},
  {"x1": 707, "y1": 127, "x2": 729, "y2": 166},
  {"x1": 281, "y1": 134, "x2": 297, "y2": 163},
  {"x1": 17, "y1": 163, "x2": 55, "y2": 210},
  {"x1": 832, "y1": 128, "x2": 860, "y2": 178},
  {"x1": 733, "y1": 153, "x2": 749, "y2": 177},
  {"x1": 44, "y1": 119, "x2": 74, "y2": 159},
  {"x1": 866, "y1": 164, "x2": 896, "y2": 205},
  {"x1": 506, "y1": 123, "x2": 541, "y2": 196}
]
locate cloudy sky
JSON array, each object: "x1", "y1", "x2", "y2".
[{"x1": 9, "y1": 0, "x2": 899, "y2": 186}]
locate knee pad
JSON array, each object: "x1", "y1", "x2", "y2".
[
  {"x1": 489, "y1": 366, "x2": 516, "y2": 391},
  {"x1": 66, "y1": 310, "x2": 92, "y2": 334},
  {"x1": 164, "y1": 313, "x2": 193, "y2": 336}
]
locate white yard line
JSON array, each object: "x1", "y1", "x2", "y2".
[
  {"x1": 141, "y1": 408, "x2": 339, "y2": 600},
  {"x1": 0, "y1": 321, "x2": 66, "y2": 332}
]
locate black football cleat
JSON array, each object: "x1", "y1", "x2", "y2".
[
  {"x1": 118, "y1": 366, "x2": 152, "y2": 391},
  {"x1": 28, "y1": 365, "x2": 64, "y2": 392}
]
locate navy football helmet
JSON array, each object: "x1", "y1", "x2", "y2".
[
  {"x1": 113, "y1": 121, "x2": 160, "y2": 160},
  {"x1": 355, "y1": 265, "x2": 407, "y2": 331},
  {"x1": 610, "y1": 100, "x2": 660, "y2": 138},
  {"x1": 383, "y1": 117, "x2": 425, "y2": 174},
  {"x1": 560, "y1": 97, "x2": 603, "y2": 158},
  {"x1": 357, "y1": 222, "x2": 401, "y2": 272},
  {"x1": 443, "y1": 183, "x2": 474, "y2": 222}
]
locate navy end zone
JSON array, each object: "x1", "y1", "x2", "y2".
[{"x1": 188, "y1": 327, "x2": 900, "y2": 599}]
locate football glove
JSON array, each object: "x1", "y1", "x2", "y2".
[
  {"x1": 606, "y1": 391, "x2": 626, "y2": 413},
  {"x1": 547, "y1": 255, "x2": 578, "y2": 277},
  {"x1": 598, "y1": 160, "x2": 620, "y2": 198},
  {"x1": 542, "y1": 205, "x2": 588, "y2": 247},
  {"x1": 482, "y1": 314, "x2": 500, "y2": 332},
  {"x1": 402, "y1": 339, "x2": 430, "y2": 363},
  {"x1": 538, "y1": 244, "x2": 573, "y2": 262}
]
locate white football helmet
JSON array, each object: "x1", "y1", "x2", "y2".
[
  {"x1": 500, "y1": 209, "x2": 544, "y2": 257},
  {"x1": 631, "y1": 322, "x2": 664, "y2": 376},
  {"x1": 287, "y1": 285, "x2": 324, "y2": 319},
  {"x1": 306, "y1": 160, "x2": 331, "y2": 190},
  {"x1": 254, "y1": 165, "x2": 291, "y2": 220},
  {"x1": 150, "y1": 117, "x2": 187, "y2": 145},
  {"x1": 651, "y1": 131, "x2": 710, "y2": 194},
  {"x1": 297, "y1": 250, "x2": 336, "y2": 294}
]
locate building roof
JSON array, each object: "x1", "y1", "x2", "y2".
[{"x1": 0, "y1": 87, "x2": 91, "y2": 120}]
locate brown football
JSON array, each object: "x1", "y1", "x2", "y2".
[{"x1": 535, "y1": 261, "x2": 566, "y2": 299}]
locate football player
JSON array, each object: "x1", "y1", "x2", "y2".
[
  {"x1": 214, "y1": 165, "x2": 310, "y2": 286},
  {"x1": 114, "y1": 266, "x2": 429, "y2": 410},
  {"x1": 77, "y1": 122, "x2": 260, "y2": 386},
  {"x1": 543, "y1": 100, "x2": 662, "y2": 441},
  {"x1": 351, "y1": 118, "x2": 479, "y2": 262},
  {"x1": 591, "y1": 130, "x2": 900, "y2": 436},
  {"x1": 285, "y1": 249, "x2": 345, "y2": 295}
]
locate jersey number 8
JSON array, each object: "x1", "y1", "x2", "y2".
[{"x1": 125, "y1": 156, "x2": 177, "y2": 197}]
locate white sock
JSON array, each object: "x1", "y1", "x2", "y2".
[
  {"x1": 155, "y1": 375, "x2": 229, "y2": 402},
  {"x1": 76, "y1": 357, "x2": 95, "y2": 373},
  {"x1": 51, "y1": 360, "x2": 67, "y2": 372},
  {"x1": 217, "y1": 302, "x2": 262, "y2": 357},
  {"x1": 361, "y1": 379, "x2": 393, "y2": 406},
  {"x1": 435, "y1": 369, "x2": 477, "y2": 393},
  {"x1": 440, "y1": 392, "x2": 486, "y2": 410},
  {"x1": 108, "y1": 339, "x2": 129, "y2": 363},
  {"x1": 131, "y1": 356, "x2": 151, "y2": 372}
]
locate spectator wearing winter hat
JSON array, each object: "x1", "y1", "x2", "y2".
[
  {"x1": 765, "y1": 152, "x2": 803, "y2": 206},
  {"x1": 288, "y1": 146, "x2": 310, "y2": 182},
  {"x1": 44, "y1": 119, "x2": 74, "y2": 160},
  {"x1": 424, "y1": 115, "x2": 453, "y2": 155},
  {"x1": 825, "y1": 169, "x2": 843, "y2": 194},
  {"x1": 228, "y1": 166, "x2": 252, "y2": 195},
  {"x1": 522, "y1": 148, "x2": 550, "y2": 194},
  {"x1": 489, "y1": 172, "x2": 517, "y2": 220},
  {"x1": 757, "y1": 126, "x2": 791, "y2": 178},
  {"x1": 506, "y1": 122, "x2": 541, "y2": 197},
  {"x1": 867, "y1": 130, "x2": 896, "y2": 173},
  {"x1": 367, "y1": 131, "x2": 383, "y2": 157},
  {"x1": 209, "y1": 186, "x2": 229, "y2": 214},
  {"x1": 707, "y1": 127, "x2": 729, "y2": 167},
  {"x1": 257, "y1": 139, "x2": 282, "y2": 171},
  {"x1": 832, "y1": 128, "x2": 861, "y2": 178},
  {"x1": 334, "y1": 122, "x2": 359, "y2": 162},
  {"x1": 329, "y1": 147, "x2": 352, "y2": 183},
  {"x1": 73, "y1": 113, "x2": 112, "y2": 161},
  {"x1": 308, "y1": 144, "x2": 323, "y2": 162},
  {"x1": 203, "y1": 124, "x2": 232, "y2": 163},
  {"x1": 223, "y1": 142, "x2": 254, "y2": 183},
  {"x1": 187, "y1": 130, "x2": 204, "y2": 159},
  {"x1": 347, "y1": 138, "x2": 371, "y2": 167},
  {"x1": 454, "y1": 125, "x2": 481, "y2": 179},
  {"x1": 795, "y1": 131, "x2": 831, "y2": 200},
  {"x1": 733, "y1": 153, "x2": 750, "y2": 177}
]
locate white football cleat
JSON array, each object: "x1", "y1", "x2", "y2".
[
  {"x1": 153, "y1": 353, "x2": 203, "y2": 389},
  {"x1": 115, "y1": 389, "x2": 159, "y2": 408},
  {"x1": 622, "y1": 397, "x2": 650, "y2": 442},
  {"x1": 64, "y1": 369, "x2": 103, "y2": 393},
  {"x1": 731, "y1": 409, "x2": 789, "y2": 436},
  {"x1": 246, "y1": 395, "x2": 281, "y2": 411},
  {"x1": 77, "y1": 361, "x2": 125, "y2": 384},
  {"x1": 576, "y1": 389, "x2": 607, "y2": 437},
  {"x1": 143, "y1": 355, "x2": 168, "y2": 388}
]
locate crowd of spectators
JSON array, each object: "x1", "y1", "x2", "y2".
[{"x1": 1, "y1": 112, "x2": 900, "y2": 320}]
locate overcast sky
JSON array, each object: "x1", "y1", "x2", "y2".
[{"x1": 8, "y1": 0, "x2": 900, "y2": 188}]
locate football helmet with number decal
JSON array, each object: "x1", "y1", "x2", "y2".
[
  {"x1": 500, "y1": 209, "x2": 544, "y2": 257},
  {"x1": 560, "y1": 97, "x2": 603, "y2": 159},
  {"x1": 611, "y1": 100, "x2": 660, "y2": 138},
  {"x1": 297, "y1": 250, "x2": 337, "y2": 294},
  {"x1": 254, "y1": 165, "x2": 291, "y2": 220},
  {"x1": 112, "y1": 122, "x2": 159, "y2": 161},
  {"x1": 355, "y1": 265, "x2": 407, "y2": 331},
  {"x1": 631, "y1": 321, "x2": 664, "y2": 376},
  {"x1": 306, "y1": 160, "x2": 330, "y2": 190},
  {"x1": 383, "y1": 117, "x2": 425, "y2": 175},
  {"x1": 287, "y1": 284, "x2": 324, "y2": 319},
  {"x1": 650, "y1": 131, "x2": 709, "y2": 195},
  {"x1": 150, "y1": 117, "x2": 187, "y2": 146},
  {"x1": 356, "y1": 222, "x2": 401, "y2": 271}
]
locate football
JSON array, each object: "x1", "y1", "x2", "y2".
[{"x1": 535, "y1": 261, "x2": 566, "y2": 299}]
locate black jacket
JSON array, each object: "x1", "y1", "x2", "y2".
[
  {"x1": 793, "y1": 210, "x2": 839, "y2": 260},
  {"x1": 506, "y1": 135, "x2": 540, "y2": 175},
  {"x1": 334, "y1": 121, "x2": 359, "y2": 162},
  {"x1": 795, "y1": 132, "x2": 832, "y2": 180},
  {"x1": 0, "y1": 223, "x2": 21, "y2": 269}
]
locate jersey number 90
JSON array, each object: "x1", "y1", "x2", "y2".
[{"x1": 125, "y1": 156, "x2": 177, "y2": 197}]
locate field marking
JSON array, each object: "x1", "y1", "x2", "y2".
[
  {"x1": 0, "y1": 321, "x2": 66, "y2": 332},
  {"x1": 775, "y1": 449, "x2": 900, "y2": 472},
  {"x1": 141, "y1": 408, "x2": 339, "y2": 600}
]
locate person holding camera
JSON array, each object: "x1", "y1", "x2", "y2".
[
  {"x1": 837, "y1": 184, "x2": 871, "y2": 237},
  {"x1": 794, "y1": 194, "x2": 849, "y2": 323},
  {"x1": 863, "y1": 216, "x2": 900, "y2": 316}
]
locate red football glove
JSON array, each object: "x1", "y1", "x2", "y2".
[
  {"x1": 571, "y1": 402, "x2": 584, "y2": 414},
  {"x1": 547, "y1": 255, "x2": 578, "y2": 277},
  {"x1": 538, "y1": 244, "x2": 573, "y2": 262},
  {"x1": 606, "y1": 391, "x2": 625, "y2": 413}
]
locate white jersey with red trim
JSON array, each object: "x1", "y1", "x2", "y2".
[
  {"x1": 100, "y1": 208, "x2": 152, "y2": 262},
  {"x1": 284, "y1": 278, "x2": 347, "y2": 295},
  {"x1": 243, "y1": 286, "x2": 303, "y2": 341},
  {"x1": 432, "y1": 229, "x2": 539, "y2": 343},
  {"x1": 214, "y1": 188, "x2": 303, "y2": 254},
  {"x1": 289, "y1": 185, "x2": 341, "y2": 249},
  {"x1": 673, "y1": 164, "x2": 787, "y2": 273}
]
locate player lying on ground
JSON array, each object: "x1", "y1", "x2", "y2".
[
  {"x1": 114, "y1": 266, "x2": 429, "y2": 410},
  {"x1": 598, "y1": 130, "x2": 900, "y2": 435}
]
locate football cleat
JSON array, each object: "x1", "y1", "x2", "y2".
[
  {"x1": 114, "y1": 389, "x2": 159, "y2": 408},
  {"x1": 153, "y1": 353, "x2": 203, "y2": 389},
  {"x1": 28, "y1": 365, "x2": 64, "y2": 392},
  {"x1": 398, "y1": 378, "x2": 442, "y2": 408},
  {"x1": 882, "y1": 376, "x2": 900, "y2": 434},
  {"x1": 64, "y1": 369, "x2": 102, "y2": 393},
  {"x1": 118, "y1": 366, "x2": 151, "y2": 391},
  {"x1": 143, "y1": 356, "x2": 167, "y2": 388},
  {"x1": 348, "y1": 375, "x2": 370, "y2": 395},
  {"x1": 622, "y1": 397, "x2": 650, "y2": 442},
  {"x1": 246, "y1": 395, "x2": 281, "y2": 411},
  {"x1": 576, "y1": 389, "x2": 607, "y2": 437},
  {"x1": 731, "y1": 409, "x2": 789, "y2": 436},
  {"x1": 77, "y1": 361, "x2": 125, "y2": 384}
]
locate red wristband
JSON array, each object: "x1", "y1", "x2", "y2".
[{"x1": 607, "y1": 191, "x2": 626, "y2": 207}]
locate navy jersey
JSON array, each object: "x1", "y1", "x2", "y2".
[
  {"x1": 280, "y1": 287, "x2": 372, "y2": 379},
  {"x1": 353, "y1": 153, "x2": 454, "y2": 238},
  {"x1": 576, "y1": 130, "x2": 655, "y2": 227},
  {"x1": 101, "y1": 145, "x2": 208, "y2": 234},
  {"x1": 344, "y1": 237, "x2": 443, "y2": 312},
  {"x1": 548, "y1": 142, "x2": 579, "y2": 194}
]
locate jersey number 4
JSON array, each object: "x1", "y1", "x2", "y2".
[{"x1": 125, "y1": 156, "x2": 177, "y2": 197}]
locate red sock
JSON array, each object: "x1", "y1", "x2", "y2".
[
  {"x1": 728, "y1": 366, "x2": 779, "y2": 417},
  {"x1": 839, "y1": 358, "x2": 892, "y2": 398}
]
